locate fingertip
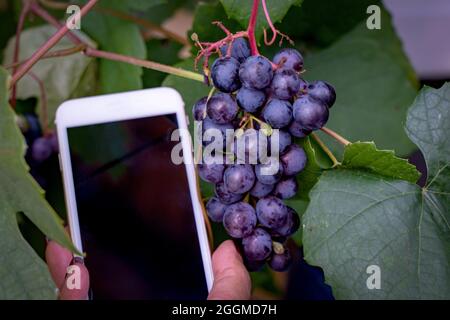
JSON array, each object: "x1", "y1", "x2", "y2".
[
  {"x1": 208, "y1": 240, "x2": 251, "y2": 300},
  {"x1": 46, "y1": 240, "x2": 73, "y2": 288},
  {"x1": 59, "y1": 260, "x2": 90, "y2": 300}
]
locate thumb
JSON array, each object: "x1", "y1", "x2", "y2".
[{"x1": 208, "y1": 240, "x2": 251, "y2": 300}]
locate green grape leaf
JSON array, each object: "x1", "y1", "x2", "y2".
[
  {"x1": 82, "y1": 9, "x2": 146, "y2": 93},
  {"x1": 341, "y1": 142, "x2": 420, "y2": 183},
  {"x1": 280, "y1": 0, "x2": 382, "y2": 49},
  {"x1": 304, "y1": 10, "x2": 418, "y2": 157},
  {"x1": 0, "y1": 67, "x2": 77, "y2": 299},
  {"x1": 2, "y1": 25, "x2": 95, "y2": 128},
  {"x1": 220, "y1": 0, "x2": 303, "y2": 41},
  {"x1": 302, "y1": 84, "x2": 450, "y2": 299},
  {"x1": 405, "y1": 84, "x2": 450, "y2": 192},
  {"x1": 294, "y1": 137, "x2": 324, "y2": 201}
]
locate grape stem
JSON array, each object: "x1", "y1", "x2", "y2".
[
  {"x1": 4, "y1": 44, "x2": 88, "y2": 69},
  {"x1": 261, "y1": 0, "x2": 294, "y2": 46},
  {"x1": 9, "y1": 0, "x2": 204, "y2": 88},
  {"x1": 311, "y1": 133, "x2": 340, "y2": 167},
  {"x1": 84, "y1": 47, "x2": 204, "y2": 82},
  {"x1": 10, "y1": 0, "x2": 31, "y2": 108},
  {"x1": 247, "y1": 0, "x2": 260, "y2": 55},
  {"x1": 320, "y1": 127, "x2": 351, "y2": 146}
]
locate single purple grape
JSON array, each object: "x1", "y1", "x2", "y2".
[
  {"x1": 270, "y1": 68, "x2": 301, "y2": 100},
  {"x1": 255, "y1": 157, "x2": 283, "y2": 185},
  {"x1": 223, "y1": 164, "x2": 255, "y2": 194},
  {"x1": 273, "y1": 177, "x2": 298, "y2": 199},
  {"x1": 207, "y1": 92, "x2": 239, "y2": 124},
  {"x1": 272, "y1": 207, "x2": 300, "y2": 237},
  {"x1": 31, "y1": 136, "x2": 53, "y2": 163},
  {"x1": 220, "y1": 38, "x2": 251, "y2": 63},
  {"x1": 250, "y1": 181, "x2": 274, "y2": 198},
  {"x1": 288, "y1": 121, "x2": 311, "y2": 138},
  {"x1": 242, "y1": 228, "x2": 273, "y2": 261},
  {"x1": 293, "y1": 95, "x2": 329, "y2": 131},
  {"x1": 269, "y1": 130, "x2": 291, "y2": 155},
  {"x1": 307, "y1": 80, "x2": 336, "y2": 108},
  {"x1": 236, "y1": 87, "x2": 266, "y2": 113},
  {"x1": 211, "y1": 57, "x2": 241, "y2": 93},
  {"x1": 244, "y1": 258, "x2": 266, "y2": 272},
  {"x1": 256, "y1": 196, "x2": 288, "y2": 229},
  {"x1": 272, "y1": 48, "x2": 304, "y2": 72},
  {"x1": 223, "y1": 202, "x2": 257, "y2": 238},
  {"x1": 262, "y1": 99, "x2": 293, "y2": 129},
  {"x1": 215, "y1": 181, "x2": 244, "y2": 204},
  {"x1": 48, "y1": 132, "x2": 59, "y2": 153},
  {"x1": 206, "y1": 197, "x2": 229, "y2": 222},
  {"x1": 192, "y1": 97, "x2": 208, "y2": 121},
  {"x1": 280, "y1": 144, "x2": 307, "y2": 176},
  {"x1": 198, "y1": 162, "x2": 225, "y2": 184},
  {"x1": 268, "y1": 248, "x2": 292, "y2": 272},
  {"x1": 239, "y1": 55, "x2": 274, "y2": 89}
]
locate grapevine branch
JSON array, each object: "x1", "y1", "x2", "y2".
[
  {"x1": 10, "y1": 0, "x2": 203, "y2": 88},
  {"x1": 37, "y1": 0, "x2": 189, "y2": 45},
  {"x1": 10, "y1": 0, "x2": 99, "y2": 87},
  {"x1": 11, "y1": 0, "x2": 31, "y2": 108}
]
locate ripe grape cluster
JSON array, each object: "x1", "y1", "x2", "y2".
[{"x1": 193, "y1": 38, "x2": 336, "y2": 272}]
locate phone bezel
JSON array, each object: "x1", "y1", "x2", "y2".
[{"x1": 55, "y1": 87, "x2": 214, "y2": 293}]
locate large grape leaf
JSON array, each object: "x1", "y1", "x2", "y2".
[
  {"x1": 405, "y1": 84, "x2": 450, "y2": 194},
  {"x1": 304, "y1": 10, "x2": 418, "y2": 157},
  {"x1": 2, "y1": 25, "x2": 95, "y2": 128},
  {"x1": 341, "y1": 142, "x2": 420, "y2": 183},
  {"x1": 82, "y1": 3, "x2": 146, "y2": 93},
  {"x1": 0, "y1": 67, "x2": 77, "y2": 299},
  {"x1": 302, "y1": 84, "x2": 450, "y2": 299},
  {"x1": 220, "y1": 0, "x2": 303, "y2": 41}
]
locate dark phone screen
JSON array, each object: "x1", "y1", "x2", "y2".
[{"x1": 67, "y1": 114, "x2": 208, "y2": 300}]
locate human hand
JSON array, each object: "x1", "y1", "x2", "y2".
[{"x1": 46, "y1": 239, "x2": 251, "y2": 300}]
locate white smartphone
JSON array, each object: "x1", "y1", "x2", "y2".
[{"x1": 55, "y1": 88, "x2": 213, "y2": 299}]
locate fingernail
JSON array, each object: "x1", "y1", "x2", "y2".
[{"x1": 71, "y1": 257, "x2": 84, "y2": 265}]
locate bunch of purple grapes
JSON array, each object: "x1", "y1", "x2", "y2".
[{"x1": 193, "y1": 38, "x2": 336, "y2": 272}]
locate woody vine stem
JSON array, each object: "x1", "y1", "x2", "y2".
[{"x1": 8, "y1": 0, "x2": 351, "y2": 152}]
